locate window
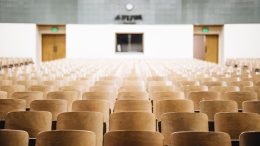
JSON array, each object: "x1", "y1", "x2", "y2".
[{"x1": 115, "y1": 33, "x2": 143, "y2": 53}]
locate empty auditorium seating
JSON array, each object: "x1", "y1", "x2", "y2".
[
  {"x1": 36, "y1": 130, "x2": 96, "y2": 146},
  {"x1": 5, "y1": 111, "x2": 52, "y2": 138},
  {"x1": 243, "y1": 86, "x2": 260, "y2": 100},
  {"x1": 30, "y1": 99, "x2": 68, "y2": 120},
  {"x1": 161, "y1": 112, "x2": 208, "y2": 145},
  {"x1": 109, "y1": 112, "x2": 156, "y2": 131},
  {"x1": 209, "y1": 86, "x2": 240, "y2": 93},
  {"x1": 114, "y1": 100, "x2": 152, "y2": 113},
  {"x1": 29, "y1": 85, "x2": 55, "y2": 99},
  {"x1": 222, "y1": 91, "x2": 257, "y2": 110},
  {"x1": 117, "y1": 91, "x2": 149, "y2": 100},
  {"x1": 156, "y1": 99, "x2": 194, "y2": 120},
  {"x1": 171, "y1": 131, "x2": 232, "y2": 146},
  {"x1": 199, "y1": 100, "x2": 238, "y2": 121},
  {"x1": 47, "y1": 91, "x2": 80, "y2": 111},
  {"x1": 242, "y1": 101, "x2": 260, "y2": 114},
  {"x1": 0, "y1": 99, "x2": 26, "y2": 120},
  {"x1": 0, "y1": 85, "x2": 26, "y2": 98},
  {"x1": 0, "y1": 129, "x2": 29, "y2": 146},
  {"x1": 104, "y1": 131, "x2": 164, "y2": 146},
  {"x1": 1, "y1": 58, "x2": 260, "y2": 146},
  {"x1": 83, "y1": 92, "x2": 115, "y2": 108},
  {"x1": 57, "y1": 112, "x2": 103, "y2": 146},
  {"x1": 239, "y1": 131, "x2": 260, "y2": 146},
  {"x1": 215, "y1": 112, "x2": 260, "y2": 140},
  {"x1": 72, "y1": 100, "x2": 110, "y2": 125},
  {"x1": 0, "y1": 91, "x2": 7, "y2": 99},
  {"x1": 11, "y1": 91, "x2": 43, "y2": 108},
  {"x1": 188, "y1": 91, "x2": 220, "y2": 111}
]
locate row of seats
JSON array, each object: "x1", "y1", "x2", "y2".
[
  {"x1": 226, "y1": 58, "x2": 260, "y2": 71},
  {"x1": 1, "y1": 129, "x2": 259, "y2": 146},
  {"x1": 0, "y1": 58, "x2": 33, "y2": 69},
  {"x1": 0, "y1": 58, "x2": 260, "y2": 146},
  {"x1": 1, "y1": 110, "x2": 260, "y2": 145}
]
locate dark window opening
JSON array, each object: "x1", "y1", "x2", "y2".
[{"x1": 115, "y1": 33, "x2": 143, "y2": 53}]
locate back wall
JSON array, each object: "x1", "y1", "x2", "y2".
[{"x1": 66, "y1": 25, "x2": 194, "y2": 58}]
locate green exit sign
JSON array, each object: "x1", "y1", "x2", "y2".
[
  {"x1": 202, "y1": 27, "x2": 209, "y2": 33},
  {"x1": 51, "y1": 27, "x2": 58, "y2": 32}
]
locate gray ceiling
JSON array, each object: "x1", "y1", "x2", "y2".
[{"x1": 0, "y1": 0, "x2": 260, "y2": 24}]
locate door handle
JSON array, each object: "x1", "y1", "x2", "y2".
[{"x1": 53, "y1": 46, "x2": 58, "y2": 53}]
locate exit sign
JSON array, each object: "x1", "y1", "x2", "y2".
[
  {"x1": 51, "y1": 27, "x2": 58, "y2": 32},
  {"x1": 202, "y1": 27, "x2": 209, "y2": 33}
]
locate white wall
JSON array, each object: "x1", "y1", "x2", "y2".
[
  {"x1": 66, "y1": 25, "x2": 193, "y2": 58},
  {"x1": 224, "y1": 24, "x2": 260, "y2": 60},
  {"x1": 0, "y1": 23, "x2": 37, "y2": 60}
]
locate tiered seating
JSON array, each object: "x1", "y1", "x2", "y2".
[
  {"x1": 0, "y1": 58, "x2": 33, "y2": 69},
  {"x1": 0, "y1": 58, "x2": 260, "y2": 146}
]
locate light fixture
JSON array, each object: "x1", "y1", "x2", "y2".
[{"x1": 126, "y1": 3, "x2": 134, "y2": 11}]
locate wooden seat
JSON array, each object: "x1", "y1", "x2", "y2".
[
  {"x1": 57, "y1": 112, "x2": 103, "y2": 146},
  {"x1": 60, "y1": 85, "x2": 84, "y2": 95},
  {"x1": 156, "y1": 99, "x2": 194, "y2": 120},
  {"x1": 72, "y1": 100, "x2": 110, "y2": 124},
  {"x1": 178, "y1": 80, "x2": 200, "y2": 87},
  {"x1": 0, "y1": 85, "x2": 25, "y2": 98},
  {"x1": 68, "y1": 80, "x2": 90, "y2": 91},
  {"x1": 215, "y1": 112, "x2": 260, "y2": 140},
  {"x1": 42, "y1": 80, "x2": 61, "y2": 89},
  {"x1": 30, "y1": 99, "x2": 68, "y2": 121},
  {"x1": 117, "y1": 92, "x2": 149, "y2": 100},
  {"x1": 150, "y1": 91, "x2": 185, "y2": 102},
  {"x1": 16, "y1": 80, "x2": 38, "y2": 91},
  {"x1": 199, "y1": 100, "x2": 238, "y2": 121},
  {"x1": 242, "y1": 101, "x2": 260, "y2": 114},
  {"x1": 188, "y1": 91, "x2": 220, "y2": 111},
  {"x1": 0, "y1": 91, "x2": 7, "y2": 99},
  {"x1": 202, "y1": 81, "x2": 227, "y2": 87},
  {"x1": 47, "y1": 91, "x2": 79, "y2": 111},
  {"x1": 171, "y1": 131, "x2": 231, "y2": 146},
  {"x1": 121, "y1": 80, "x2": 145, "y2": 87},
  {"x1": 104, "y1": 131, "x2": 164, "y2": 146},
  {"x1": 240, "y1": 131, "x2": 260, "y2": 146},
  {"x1": 11, "y1": 91, "x2": 43, "y2": 108},
  {"x1": 95, "y1": 80, "x2": 117, "y2": 87},
  {"x1": 5, "y1": 111, "x2": 52, "y2": 138},
  {"x1": 0, "y1": 80, "x2": 12, "y2": 86},
  {"x1": 229, "y1": 81, "x2": 253, "y2": 90},
  {"x1": 147, "y1": 76, "x2": 167, "y2": 81},
  {"x1": 90, "y1": 85, "x2": 116, "y2": 93},
  {"x1": 0, "y1": 129, "x2": 29, "y2": 146},
  {"x1": 109, "y1": 112, "x2": 156, "y2": 131},
  {"x1": 83, "y1": 92, "x2": 114, "y2": 108},
  {"x1": 184, "y1": 85, "x2": 208, "y2": 97},
  {"x1": 118, "y1": 86, "x2": 146, "y2": 92},
  {"x1": 0, "y1": 99, "x2": 26, "y2": 120},
  {"x1": 161, "y1": 112, "x2": 208, "y2": 145},
  {"x1": 149, "y1": 85, "x2": 175, "y2": 93},
  {"x1": 114, "y1": 100, "x2": 152, "y2": 113},
  {"x1": 36, "y1": 130, "x2": 96, "y2": 146},
  {"x1": 209, "y1": 86, "x2": 240, "y2": 93},
  {"x1": 29, "y1": 85, "x2": 55, "y2": 99},
  {"x1": 222, "y1": 91, "x2": 257, "y2": 110},
  {"x1": 243, "y1": 86, "x2": 260, "y2": 100}
]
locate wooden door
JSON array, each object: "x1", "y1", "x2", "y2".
[
  {"x1": 42, "y1": 34, "x2": 66, "y2": 62},
  {"x1": 205, "y1": 35, "x2": 218, "y2": 63},
  {"x1": 193, "y1": 35, "x2": 205, "y2": 60}
]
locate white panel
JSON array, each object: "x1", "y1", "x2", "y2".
[
  {"x1": 0, "y1": 23, "x2": 37, "y2": 60},
  {"x1": 224, "y1": 24, "x2": 260, "y2": 60},
  {"x1": 66, "y1": 24, "x2": 193, "y2": 58}
]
